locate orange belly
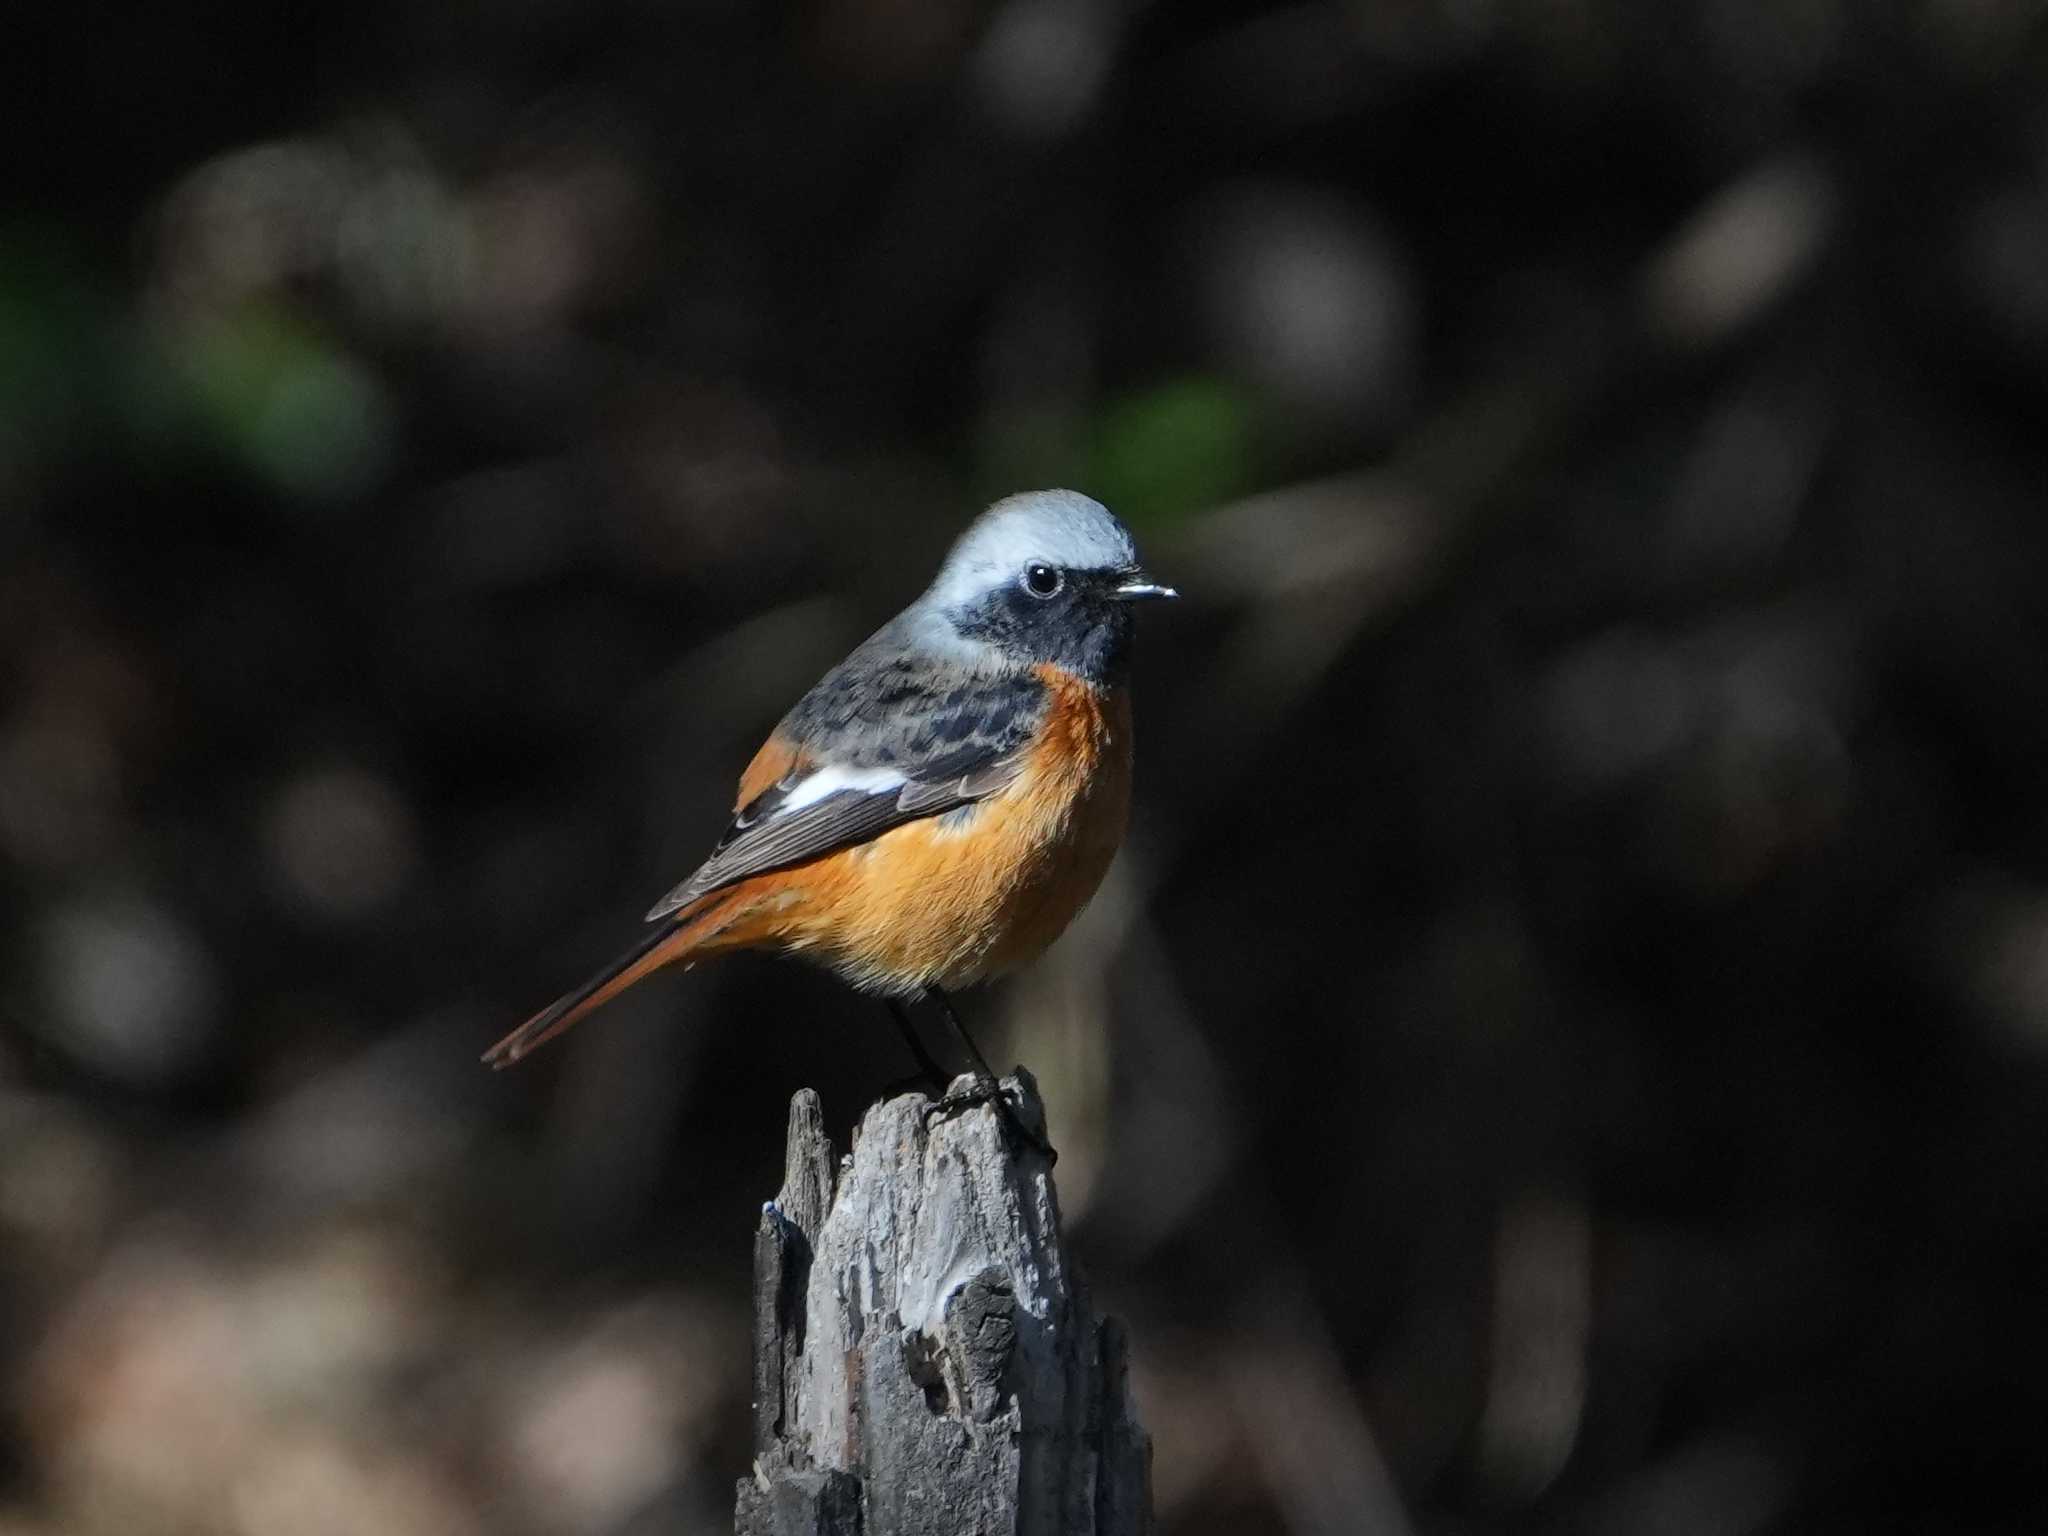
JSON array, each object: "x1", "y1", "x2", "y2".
[{"x1": 710, "y1": 671, "x2": 1132, "y2": 993}]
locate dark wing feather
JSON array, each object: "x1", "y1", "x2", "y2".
[{"x1": 643, "y1": 654, "x2": 1046, "y2": 922}]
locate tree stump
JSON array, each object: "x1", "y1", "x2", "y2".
[{"x1": 734, "y1": 1071, "x2": 1152, "y2": 1536}]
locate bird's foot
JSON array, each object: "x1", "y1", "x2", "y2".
[{"x1": 923, "y1": 1077, "x2": 1057, "y2": 1165}]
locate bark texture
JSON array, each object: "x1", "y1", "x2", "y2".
[{"x1": 734, "y1": 1073, "x2": 1152, "y2": 1536}]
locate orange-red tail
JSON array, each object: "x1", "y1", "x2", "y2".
[{"x1": 483, "y1": 894, "x2": 737, "y2": 1068}]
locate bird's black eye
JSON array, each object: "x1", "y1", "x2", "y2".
[{"x1": 1021, "y1": 563, "x2": 1063, "y2": 599}]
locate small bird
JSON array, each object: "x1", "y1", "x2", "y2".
[{"x1": 483, "y1": 490, "x2": 1175, "y2": 1148}]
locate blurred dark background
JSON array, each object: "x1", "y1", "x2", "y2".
[{"x1": 8, "y1": 2, "x2": 2048, "y2": 1532}]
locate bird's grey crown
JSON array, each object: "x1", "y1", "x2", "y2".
[{"x1": 923, "y1": 489, "x2": 1137, "y2": 609}]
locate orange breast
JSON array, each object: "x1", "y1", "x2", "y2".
[{"x1": 707, "y1": 668, "x2": 1133, "y2": 993}]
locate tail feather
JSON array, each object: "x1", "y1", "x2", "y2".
[{"x1": 483, "y1": 894, "x2": 734, "y2": 1068}]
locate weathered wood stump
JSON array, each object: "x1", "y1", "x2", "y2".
[{"x1": 734, "y1": 1072, "x2": 1152, "y2": 1536}]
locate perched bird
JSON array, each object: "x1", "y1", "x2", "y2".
[{"x1": 483, "y1": 490, "x2": 1175, "y2": 1149}]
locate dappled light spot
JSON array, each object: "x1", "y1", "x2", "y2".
[
  {"x1": 38, "y1": 898, "x2": 218, "y2": 1085},
  {"x1": 264, "y1": 766, "x2": 418, "y2": 922}
]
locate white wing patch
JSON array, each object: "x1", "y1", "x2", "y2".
[{"x1": 777, "y1": 764, "x2": 910, "y2": 812}]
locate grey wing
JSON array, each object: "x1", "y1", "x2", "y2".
[{"x1": 642, "y1": 659, "x2": 1047, "y2": 922}]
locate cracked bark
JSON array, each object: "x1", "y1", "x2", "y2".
[{"x1": 734, "y1": 1072, "x2": 1152, "y2": 1536}]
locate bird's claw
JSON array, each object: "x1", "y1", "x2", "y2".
[{"x1": 922, "y1": 1081, "x2": 1057, "y2": 1164}]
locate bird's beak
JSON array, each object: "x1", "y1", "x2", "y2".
[{"x1": 1113, "y1": 571, "x2": 1179, "y2": 602}]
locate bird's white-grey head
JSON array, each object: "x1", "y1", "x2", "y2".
[
  {"x1": 928, "y1": 490, "x2": 1139, "y2": 607},
  {"x1": 913, "y1": 489, "x2": 1176, "y2": 684}
]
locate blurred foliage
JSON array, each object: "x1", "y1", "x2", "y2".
[
  {"x1": 171, "y1": 304, "x2": 390, "y2": 500},
  {"x1": 1089, "y1": 377, "x2": 1257, "y2": 531},
  {"x1": 8, "y1": 1, "x2": 2048, "y2": 1534}
]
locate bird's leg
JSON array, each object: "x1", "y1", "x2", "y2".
[
  {"x1": 922, "y1": 985, "x2": 1056, "y2": 1163},
  {"x1": 882, "y1": 996, "x2": 953, "y2": 1096}
]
